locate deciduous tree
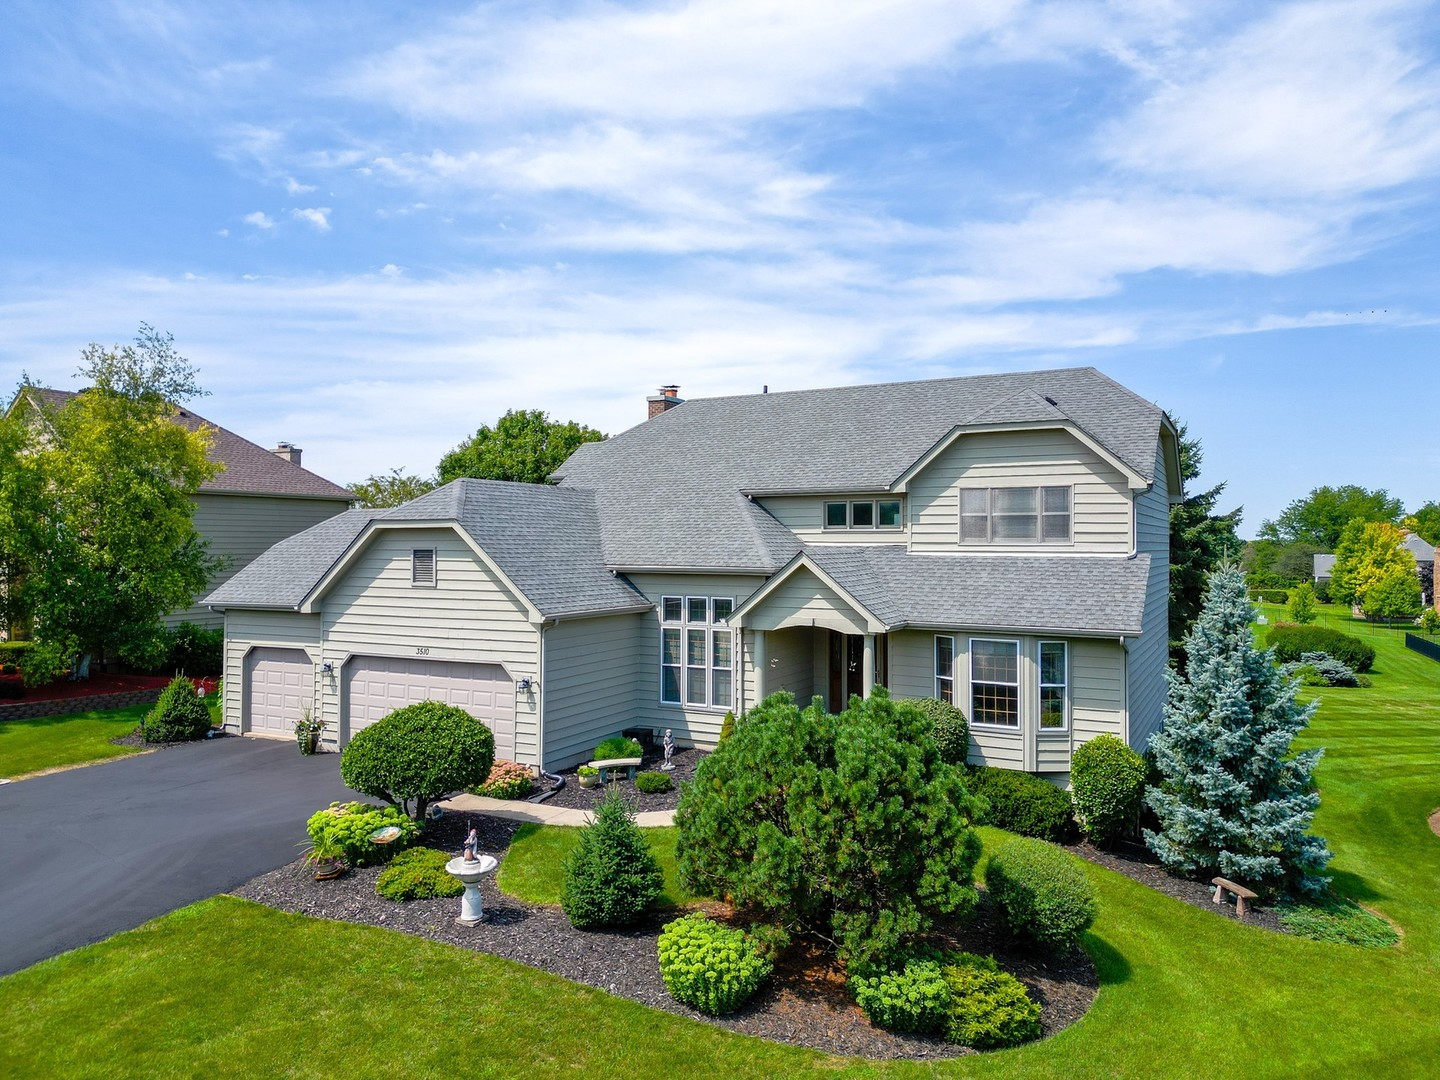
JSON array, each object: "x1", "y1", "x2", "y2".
[
  {"x1": 349, "y1": 467, "x2": 436, "y2": 508},
  {"x1": 1330, "y1": 520, "x2": 1415, "y2": 609},
  {"x1": 1259, "y1": 485, "x2": 1403, "y2": 549},
  {"x1": 437, "y1": 409, "x2": 604, "y2": 486}
]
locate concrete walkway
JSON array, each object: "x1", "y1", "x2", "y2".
[{"x1": 439, "y1": 792, "x2": 676, "y2": 828}]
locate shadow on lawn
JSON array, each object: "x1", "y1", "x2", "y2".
[
  {"x1": 1085, "y1": 934, "x2": 1131, "y2": 986},
  {"x1": 1328, "y1": 867, "x2": 1386, "y2": 904}
]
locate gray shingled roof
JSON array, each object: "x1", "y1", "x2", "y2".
[
  {"x1": 555, "y1": 367, "x2": 1165, "y2": 572},
  {"x1": 205, "y1": 478, "x2": 651, "y2": 619},
  {"x1": 22, "y1": 388, "x2": 354, "y2": 501},
  {"x1": 790, "y1": 546, "x2": 1151, "y2": 635}
]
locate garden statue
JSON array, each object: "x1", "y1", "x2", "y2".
[
  {"x1": 661, "y1": 729, "x2": 675, "y2": 771},
  {"x1": 462, "y1": 824, "x2": 479, "y2": 863}
]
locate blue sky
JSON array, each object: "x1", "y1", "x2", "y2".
[{"x1": 2, "y1": 1, "x2": 1437, "y2": 534}]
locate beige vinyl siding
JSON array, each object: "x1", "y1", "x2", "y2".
[
  {"x1": 908, "y1": 429, "x2": 1132, "y2": 554},
  {"x1": 1126, "y1": 443, "x2": 1172, "y2": 752},
  {"x1": 318, "y1": 528, "x2": 541, "y2": 763},
  {"x1": 221, "y1": 610, "x2": 322, "y2": 739},
  {"x1": 884, "y1": 629, "x2": 936, "y2": 700},
  {"x1": 626, "y1": 572, "x2": 764, "y2": 749},
  {"x1": 762, "y1": 626, "x2": 816, "y2": 702},
  {"x1": 757, "y1": 494, "x2": 907, "y2": 545},
  {"x1": 173, "y1": 493, "x2": 351, "y2": 629},
  {"x1": 541, "y1": 613, "x2": 648, "y2": 769},
  {"x1": 741, "y1": 566, "x2": 873, "y2": 635}
]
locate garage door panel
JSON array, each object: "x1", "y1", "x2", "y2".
[
  {"x1": 244, "y1": 648, "x2": 312, "y2": 738},
  {"x1": 342, "y1": 656, "x2": 515, "y2": 759}
]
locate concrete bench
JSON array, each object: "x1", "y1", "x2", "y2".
[
  {"x1": 1212, "y1": 876, "x2": 1258, "y2": 919},
  {"x1": 589, "y1": 757, "x2": 644, "y2": 783}
]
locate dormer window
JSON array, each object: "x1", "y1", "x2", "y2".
[
  {"x1": 411, "y1": 548, "x2": 436, "y2": 586},
  {"x1": 824, "y1": 499, "x2": 903, "y2": 530},
  {"x1": 959, "y1": 486, "x2": 1071, "y2": 543}
]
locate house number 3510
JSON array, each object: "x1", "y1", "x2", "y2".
[{"x1": 415, "y1": 647, "x2": 430, "y2": 656}]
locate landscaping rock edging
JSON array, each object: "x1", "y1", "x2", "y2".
[{"x1": 0, "y1": 688, "x2": 164, "y2": 723}]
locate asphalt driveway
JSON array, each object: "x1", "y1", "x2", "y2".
[{"x1": 0, "y1": 736, "x2": 362, "y2": 976}]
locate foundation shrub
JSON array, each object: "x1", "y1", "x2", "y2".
[
  {"x1": 966, "y1": 766, "x2": 1076, "y2": 843},
  {"x1": 306, "y1": 801, "x2": 419, "y2": 869},
  {"x1": 375, "y1": 847, "x2": 464, "y2": 901},
  {"x1": 984, "y1": 837, "x2": 1097, "y2": 953},
  {"x1": 561, "y1": 788, "x2": 664, "y2": 929},
  {"x1": 941, "y1": 953, "x2": 1043, "y2": 1049},
  {"x1": 904, "y1": 697, "x2": 969, "y2": 766},
  {"x1": 658, "y1": 914, "x2": 773, "y2": 1016},
  {"x1": 593, "y1": 735, "x2": 644, "y2": 760},
  {"x1": 143, "y1": 675, "x2": 212, "y2": 743},
  {"x1": 340, "y1": 700, "x2": 495, "y2": 820},
  {"x1": 1070, "y1": 735, "x2": 1148, "y2": 847},
  {"x1": 475, "y1": 759, "x2": 533, "y2": 800},
  {"x1": 634, "y1": 771, "x2": 672, "y2": 794},
  {"x1": 1265, "y1": 623, "x2": 1375, "y2": 673}
]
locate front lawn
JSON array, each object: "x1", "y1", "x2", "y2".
[
  {"x1": 0, "y1": 705, "x2": 148, "y2": 779},
  {"x1": 2, "y1": 609, "x2": 1438, "y2": 1077},
  {"x1": 498, "y1": 822, "x2": 697, "y2": 909}
]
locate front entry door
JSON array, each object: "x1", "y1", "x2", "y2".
[{"x1": 827, "y1": 631, "x2": 866, "y2": 711}]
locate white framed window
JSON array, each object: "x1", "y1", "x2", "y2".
[
  {"x1": 659, "y1": 595, "x2": 733, "y2": 709},
  {"x1": 411, "y1": 548, "x2": 436, "y2": 587},
  {"x1": 934, "y1": 635, "x2": 955, "y2": 705},
  {"x1": 958, "y1": 486, "x2": 1071, "y2": 544},
  {"x1": 824, "y1": 501, "x2": 849, "y2": 529},
  {"x1": 877, "y1": 499, "x2": 902, "y2": 529},
  {"x1": 1039, "y1": 641, "x2": 1068, "y2": 730},
  {"x1": 823, "y1": 498, "x2": 903, "y2": 530},
  {"x1": 970, "y1": 638, "x2": 1020, "y2": 728}
]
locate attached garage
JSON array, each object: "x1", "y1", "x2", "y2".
[
  {"x1": 342, "y1": 656, "x2": 517, "y2": 759},
  {"x1": 243, "y1": 647, "x2": 313, "y2": 738}
]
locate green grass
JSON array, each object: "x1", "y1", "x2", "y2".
[
  {"x1": 1277, "y1": 895, "x2": 1399, "y2": 948},
  {"x1": 498, "y1": 823, "x2": 697, "y2": 909},
  {"x1": 2, "y1": 609, "x2": 1439, "y2": 1077},
  {"x1": 0, "y1": 704, "x2": 148, "y2": 779}
]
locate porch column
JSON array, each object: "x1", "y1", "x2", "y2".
[
  {"x1": 752, "y1": 629, "x2": 767, "y2": 706},
  {"x1": 862, "y1": 633, "x2": 875, "y2": 698}
]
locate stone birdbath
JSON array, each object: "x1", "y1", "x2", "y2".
[{"x1": 445, "y1": 825, "x2": 497, "y2": 926}]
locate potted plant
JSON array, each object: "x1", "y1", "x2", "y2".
[
  {"x1": 294, "y1": 708, "x2": 325, "y2": 755},
  {"x1": 577, "y1": 765, "x2": 600, "y2": 789},
  {"x1": 301, "y1": 836, "x2": 347, "y2": 881}
]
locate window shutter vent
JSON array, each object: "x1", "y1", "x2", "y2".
[{"x1": 412, "y1": 548, "x2": 436, "y2": 585}]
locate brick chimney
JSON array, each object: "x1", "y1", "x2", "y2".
[
  {"x1": 646, "y1": 385, "x2": 683, "y2": 420},
  {"x1": 272, "y1": 442, "x2": 302, "y2": 466}
]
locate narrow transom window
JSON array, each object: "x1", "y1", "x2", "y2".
[
  {"x1": 970, "y1": 639, "x2": 1019, "y2": 727},
  {"x1": 934, "y1": 635, "x2": 955, "y2": 705},
  {"x1": 1039, "y1": 641, "x2": 1068, "y2": 730},
  {"x1": 411, "y1": 548, "x2": 436, "y2": 586}
]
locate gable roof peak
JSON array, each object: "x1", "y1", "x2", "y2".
[{"x1": 963, "y1": 386, "x2": 1070, "y2": 427}]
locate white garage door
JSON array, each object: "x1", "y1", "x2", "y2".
[
  {"x1": 244, "y1": 648, "x2": 312, "y2": 738},
  {"x1": 342, "y1": 656, "x2": 516, "y2": 759}
]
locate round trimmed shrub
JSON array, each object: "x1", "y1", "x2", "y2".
[
  {"x1": 905, "y1": 697, "x2": 969, "y2": 766},
  {"x1": 1070, "y1": 735, "x2": 1147, "y2": 847},
  {"x1": 984, "y1": 837, "x2": 1097, "y2": 952},
  {"x1": 143, "y1": 675, "x2": 211, "y2": 743},
  {"x1": 340, "y1": 700, "x2": 495, "y2": 820},
  {"x1": 658, "y1": 914, "x2": 773, "y2": 1015},
  {"x1": 375, "y1": 846, "x2": 465, "y2": 901},
  {"x1": 561, "y1": 788, "x2": 664, "y2": 929},
  {"x1": 941, "y1": 953, "x2": 1042, "y2": 1049},
  {"x1": 849, "y1": 954, "x2": 950, "y2": 1035},
  {"x1": 475, "y1": 759, "x2": 533, "y2": 800},
  {"x1": 306, "y1": 801, "x2": 420, "y2": 868},
  {"x1": 634, "y1": 771, "x2": 673, "y2": 794},
  {"x1": 966, "y1": 766, "x2": 1077, "y2": 842},
  {"x1": 1265, "y1": 623, "x2": 1374, "y2": 673}
]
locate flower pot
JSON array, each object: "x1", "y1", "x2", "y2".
[
  {"x1": 313, "y1": 860, "x2": 346, "y2": 881},
  {"x1": 578, "y1": 772, "x2": 599, "y2": 789}
]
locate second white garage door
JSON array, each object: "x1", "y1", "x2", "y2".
[{"x1": 342, "y1": 656, "x2": 516, "y2": 759}]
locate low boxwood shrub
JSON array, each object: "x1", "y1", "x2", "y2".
[
  {"x1": 1250, "y1": 588, "x2": 1290, "y2": 605},
  {"x1": 340, "y1": 700, "x2": 495, "y2": 820},
  {"x1": 849, "y1": 952, "x2": 949, "y2": 1035},
  {"x1": 0, "y1": 641, "x2": 33, "y2": 665},
  {"x1": 143, "y1": 676, "x2": 212, "y2": 743},
  {"x1": 1266, "y1": 623, "x2": 1375, "y2": 673},
  {"x1": 306, "y1": 801, "x2": 419, "y2": 868},
  {"x1": 561, "y1": 788, "x2": 664, "y2": 929},
  {"x1": 941, "y1": 953, "x2": 1042, "y2": 1049},
  {"x1": 594, "y1": 735, "x2": 644, "y2": 760},
  {"x1": 658, "y1": 913, "x2": 773, "y2": 1015},
  {"x1": 967, "y1": 766, "x2": 1076, "y2": 842},
  {"x1": 1070, "y1": 734, "x2": 1147, "y2": 846},
  {"x1": 904, "y1": 697, "x2": 969, "y2": 766},
  {"x1": 634, "y1": 771, "x2": 673, "y2": 794},
  {"x1": 475, "y1": 759, "x2": 533, "y2": 800},
  {"x1": 375, "y1": 846, "x2": 465, "y2": 901},
  {"x1": 984, "y1": 837, "x2": 1097, "y2": 953}
]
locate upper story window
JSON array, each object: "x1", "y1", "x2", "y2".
[
  {"x1": 660, "y1": 596, "x2": 733, "y2": 709},
  {"x1": 411, "y1": 548, "x2": 436, "y2": 586},
  {"x1": 959, "y1": 486, "x2": 1071, "y2": 544},
  {"x1": 824, "y1": 498, "x2": 903, "y2": 531}
]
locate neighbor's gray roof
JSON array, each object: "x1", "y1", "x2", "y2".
[
  {"x1": 1313, "y1": 554, "x2": 1337, "y2": 579},
  {"x1": 1402, "y1": 532, "x2": 1435, "y2": 563},
  {"x1": 555, "y1": 367, "x2": 1166, "y2": 573},
  {"x1": 792, "y1": 546, "x2": 1152, "y2": 636},
  {"x1": 205, "y1": 478, "x2": 651, "y2": 619},
  {"x1": 21, "y1": 388, "x2": 354, "y2": 501}
]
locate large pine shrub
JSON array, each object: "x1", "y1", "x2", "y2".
[
  {"x1": 1145, "y1": 565, "x2": 1331, "y2": 895},
  {"x1": 561, "y1": 788, "x2": 664, "y2": 929}
]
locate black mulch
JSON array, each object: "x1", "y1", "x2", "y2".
[
  {"x1": 110, "y1": 727, "x2": 233, "y2": 749},
  {"x1": 233, "y1": 811, "x2": 1097, "y2": 1061},
  {"x1": 539, "y1": 747, "x2": 706, "y2": 813},
  {"x1": 1067, "y1": 839, "x2": 1286, "y2": 934}
]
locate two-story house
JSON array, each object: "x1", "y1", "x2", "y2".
[{"x1": 207, "y1": 367, "x2": 1180, "y2": 779}]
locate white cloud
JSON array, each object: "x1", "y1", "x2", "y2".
[
  {"x1": 380, "y1": 263, "x2": 402, "y2": 276},
  {"x1": 292, "y1": 207, "x2": 332, "y2": 231},
  {"x1": 216, "y1": 228, "x2": 229, "y2": 237},
  {"x1": 243, "y1": 211, "x2": 275, "y2": 229},
  {"x1": 284, "y1": 176, "x2": 316, "y2": 194}
]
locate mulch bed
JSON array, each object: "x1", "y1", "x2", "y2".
[
  {"x1": 1067, "y1": 839, "x2": 1286, "y2": 933},
  {"x1": 0, "y1": 673, "x2": 218, "y2": 705},
  {"x1": 234, "y1": 811, "x2": 1097, "y2": 1060},
  {"x1": 541, "y1": 746, "x2": 707, "y2": 813},
  {"x1": 110, "y1": 727, "x2": 233, "y2": 750}
]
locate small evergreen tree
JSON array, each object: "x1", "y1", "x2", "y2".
[
  {"x1": 1286, "y1": 582, "x2": 1318, "y2": 625},
  {"x1": 1145, "y1": 564, "x2": 1331, "y2": 896},
  {"x1": 561, "y1": 788, "x2": 664, "y2": 929}
]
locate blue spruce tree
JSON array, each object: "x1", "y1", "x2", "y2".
[{"x1": 1145, "y1": 564, "x2": 1330, "y2": 895}]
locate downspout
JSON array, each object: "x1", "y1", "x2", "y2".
[{"x1": 528, "y1": 619, "x2": 565, "y2": 803}]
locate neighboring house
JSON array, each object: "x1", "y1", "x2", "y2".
[
  {"x1": 1313, "y1": 554, "x2": 1337, "y2": 584},
  {"x1": 9, "y1": 388, "x2": 355, "y2": 630},
  {"x1": 207, "y1": 367, "x2": 1181, "y2": 781}
]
